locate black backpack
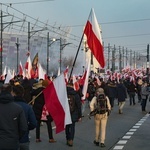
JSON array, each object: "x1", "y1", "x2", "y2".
[
  {"x1": 68, "y1": 94, "x2": 76, "y2": 113},
  {"x1": 96, "y1": 94, "x2": 108, "y2": 114}
]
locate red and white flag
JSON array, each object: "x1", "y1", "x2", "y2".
[
  {"x1": 73, "y1": 75, "x2": 80, "y2": 91},
  {"x1": 38, "y1": 63, "x2": 46, "y2": 80},
  {"x1": 1, "y1": 66, "x2": 7, "y2": 80},
  {"x1": 4, "y1": 69, "x2": 14, "y2": 84},
  {"x1": 24, "y1": 55, "x2": 32, "y2": 79},
  {"x1": 43, "y1": 74, "x2": 72, "y2": 134},
  {"x1": 63, "y1": 66, "x2": 69, "y2": 84},
  {"x1": 18, "y1": 61, "x2": 24, "y2": 76},
  {"x1": 84, "y1": 8, "x2": 105, "y2": 68},
  {"x1": 82, "y1": 58, "x2": 91, "y2": 100}
]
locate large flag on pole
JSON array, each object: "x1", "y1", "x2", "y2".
[
  {"x1": 81, "y1": 57, "x2": 91, "y2": 100},
  {"x1": 24, "y1": 55, "x2": 32, "y2": 79},
  {"x1": 43, "y1": 74, "x2": 72, "y2": 134},
  {"x1": 84, "y1": 8, "x2": 105, "y2": 68}
]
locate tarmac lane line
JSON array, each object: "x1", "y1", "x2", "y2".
[{"x1": 113, "y1": 113, "x2": 150, "y2": 150}]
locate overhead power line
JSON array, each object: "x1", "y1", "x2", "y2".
[{"x1": 4, "y1": 0, "x2": 54, "y2": 5}]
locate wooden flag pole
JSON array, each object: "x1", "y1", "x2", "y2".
[{"x1": 28, "y1": 91, "x2": 43, "y2": 105}]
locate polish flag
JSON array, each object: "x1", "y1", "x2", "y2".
[
  {"x1": 24, "y1": 55, "x2": 32, "y2": 79},
  {"x1": 18, "y1": 61, "x2": 23, "y2": 76},
  {"x1": 73, "y1": 75, "x2": 80, "y2": 91},
  {"x1": 1, "y1": 66, "x2": 7, "y2": 80},
  {"x1": 43, "y1": 74, "x2": 72, "y2": 134},
  {"x1": 81, "y1": 58, "x2": 91, "y2": 100},
  {"x1": 84, "y1": 8, "x2": 105, "y2": 68},
  {"x1": 38, "y1": 63, "x2": 46, "y2": 80},
  {"x1": 64, "y1": 66, "x2": 69, "y2": 84},
  {"x1": 78, "y1": 70, "x2": 87, "y2": 86},
  {"x1": 4, "y1": 69, "x2": 14, "y2": 84}
]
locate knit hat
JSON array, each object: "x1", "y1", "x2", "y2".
[
  {"x1": 42, "y1": 79, "x2": 50, "y2": 87},
  {"x1": 96, "y1": 88, "x2": 104, "y2": 94}
]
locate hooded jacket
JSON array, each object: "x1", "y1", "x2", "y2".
[
  {"x1": 67, "y1": 86, "x2": 82, "y2": 122},
  {"x1": 14, "y1": 96, "x2": 37, "y2": 143},
  {"x1": 0, "y1": 91, "x2": 28, "y2": 149}
]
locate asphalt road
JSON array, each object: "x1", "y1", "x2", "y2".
[{"x1": 29, "y1": 96, "x2": 150, "y2": 150}]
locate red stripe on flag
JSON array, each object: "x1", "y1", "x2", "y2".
[
  {"x1": 84, "y1": 21, "x2": 105, "y2": 68},
  {"x1": 43, "y1": 82, "x2": 65, "y2": 134}
]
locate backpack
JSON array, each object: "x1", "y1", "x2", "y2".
[
  {"x1": 96, "y1": 94, "x2": 108, "y2": 114},
  {"x1": 68, "y1": 94, "x2": 76, "y2": 113}
]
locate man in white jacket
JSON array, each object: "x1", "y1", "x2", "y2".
[{"x1": 90, "y1": 88, "x2": 111, "y2": 148}]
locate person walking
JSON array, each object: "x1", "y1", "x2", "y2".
[
  {"x1": 12, "y1": 84, "x2": 37, "y2": 150},
  {"x1": 105, "y1": 80, "x2": 117, "y2": 109},
  {"x1": 116, "y1": 80, "x2": 127, "y2": 114},
  {"x1": 0, "y1": 83, "x2": 28, "y2": 150},
  {"x1": 141, "y1": 82, "x2": 149, "y2": 113},
  {"x1": 90, "y1": 88, "x2": 111, "y2": 148},
  {"x1": 66, "y1": 82, "x2": 82, "y2": 147},
  {"x1": 126, "y1": 80, "x2": 136, "y2": 105},
  {"x1": 31, "y1": 79, "x2": 56, "y2": 143}
]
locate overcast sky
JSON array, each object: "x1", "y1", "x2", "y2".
[{"x1": 1, "y1": 0, "x2": 150, "y2": 56}]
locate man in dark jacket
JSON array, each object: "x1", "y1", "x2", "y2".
[
  {"x1": 116, "y1": 80, "x2": 127, "y2": 114},
  {"x1": 12, "y1": 84, "x2": 37, "y2": 150},
  {"x1": 0, "y1": 83, "x2": 28, "y2": 150},
  {"x1": 66, "y1": 82, "x2": 82, "y2": 147}
]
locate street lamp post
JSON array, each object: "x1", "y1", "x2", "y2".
[
  {"x1": 15, "y1": 37, "x2": 20, "y2": 74},
  {"x1": 28, "y1": 22, "x2": 47, "y2": 52},
  {"x1": 59, "y1": 37, "x2": 72, "y2": 73},
  {"x1": 47, "y1": 32, "x2": 57, "y2": 75}
]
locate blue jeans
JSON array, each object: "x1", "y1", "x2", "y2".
[{"x1": 65, "y1": 122, "x2": 75, "y2": 141}]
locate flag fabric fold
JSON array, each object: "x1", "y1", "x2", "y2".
[
  {"x1": 43, "y1": 74, "x2": 72, "y2": 134},
  {"x1": 84, "y1": 8, "x2": 105, "y2": 68}
]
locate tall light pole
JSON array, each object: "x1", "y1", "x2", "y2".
[
  {"x1": 28, "y1": 22, "x2": 47, "y2": 52},
  {"x1": 59, "y1": 37, "x2": 71, "y2": 73},
  {"x1": 147, "y1": 44, "x2": 149, "y2": 82},
  {"x1": 47, "y1": 32, "x2": 58, "y2": 75},
  {"x1": 0, "y1": 11, "x2": 22, "y2": 75},
  {"x1": 15, "y1": 38, "x2": 20, "y2": 74}
]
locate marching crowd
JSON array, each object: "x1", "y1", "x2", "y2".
[{"x1": 0, "y1": 72, "x2": 150, "y2": 150}]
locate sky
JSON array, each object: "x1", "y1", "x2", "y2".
[{"x1": 1, "y1": 0, "x2": 150, "y2": 71}]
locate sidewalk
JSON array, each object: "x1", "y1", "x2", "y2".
[{"x1": 112, "y1": 113, "x2": 150, "y2": 150}]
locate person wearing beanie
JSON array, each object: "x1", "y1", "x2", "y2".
[
  {"x1": 31, "y1": 79, "x2": 56, "y2": 143},
  {"x1": 90, "y1": 88, "x2": 111, "y2": 148}
]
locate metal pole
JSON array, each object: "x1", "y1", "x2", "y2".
[
  {"x1": 16, "y1": 38, "x2": 19, "y2": 74},
  {"x1": 119, "y1": 46, "x2": 121, "y2": 72},
  {"x1": 108, "y1": 43, "x2": 110, "y2": 69},
  {"x1": 0, "y1": 11, "x2": 3, "y2": 75},
  {"x1": 147, "y1": 44, "x2": 149, "y2": 82},
  {"x1": 47, "y1": 32, "x2": 49, "y2": 75},
  {"x1": 60, "y1": 37, "x2": 62, "y2": 73},
  {"x1": 126, "y1": 48, "x2": 128, "y2": 66},
  {"x1": 28, "y1": 22, "x2": 30, "y2": 52},
  {"x1": 122, "y1": 47, "x2": 124, "y2": 69}
]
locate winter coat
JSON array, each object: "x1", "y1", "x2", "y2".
[
  {"x1": 90, "y1": 95, "x2": 111, "y2": 115},
  {"x1": 116, "y1": 83, "x2": 127, "y2": 102},
  {"x1": 14, "y1": 96, "x2": 37, "y2": 143},
  {"x1": 105, "y1": 82, "x2": 117, "y2": 98},
  {"x1": 141, "y1": 86, "x2": 149, "y2": 99},
  {"x1": 0, "y1": 91, "x2": 28, "y2": 149},
  {"x1": 67, "y1": 86, "x2": 82, "y2": 122},
  {"x1": 31, "y1": 87, "x2": 45, "y2": 121}
]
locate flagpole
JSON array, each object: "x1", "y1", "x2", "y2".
[{"x1": 69, "y1": 33, "x2": 84, "y2": 82}]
